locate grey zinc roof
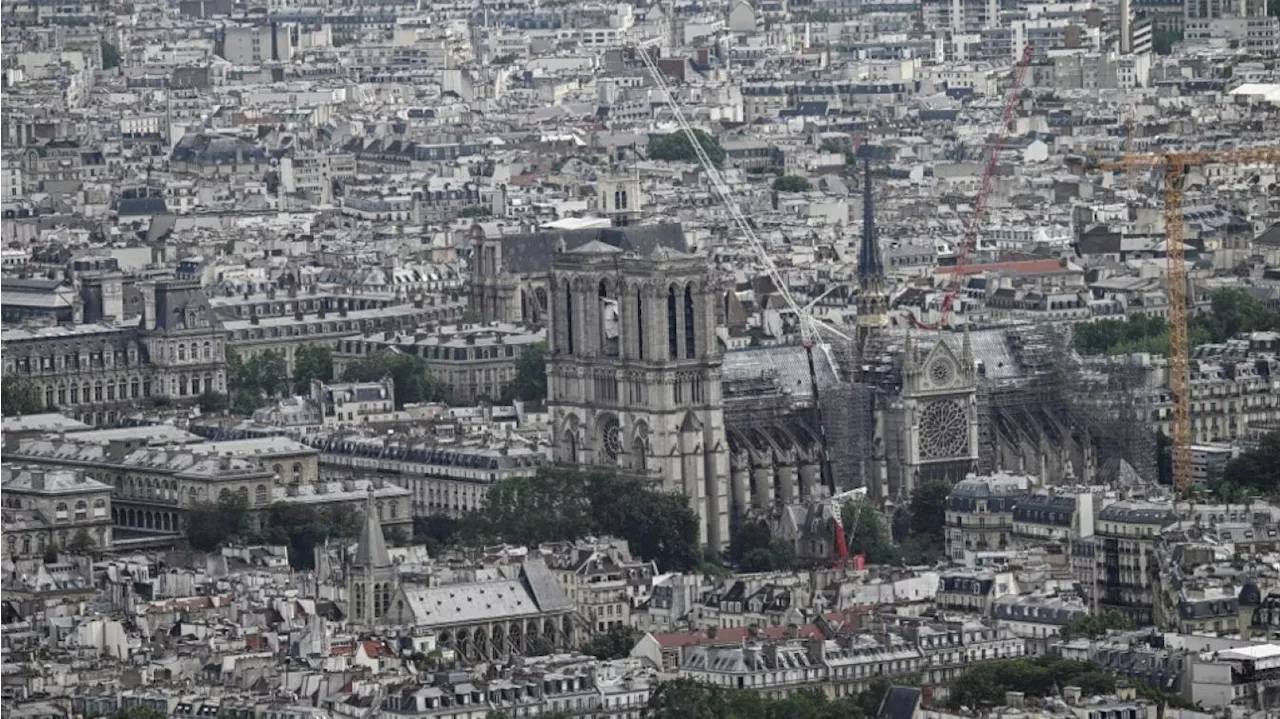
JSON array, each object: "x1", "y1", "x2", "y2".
[
  {"x1": 722, "y1": 345, "x2": 841, "y2": 399},
  {"x1": 353, "y1": 497, "x2": 391, "y2": 569},
  {"x1": 569, "y1": 239, "x2": 623, "y2": 254},
  {"x1": 1099, "y1": 501, "x2": 1176, "y2": 525},
  {"x1": 1, "y1": 466, "x2": 112, "y2": 494},
  {"x1": 522, "y1": 556, "x2": 573, "y2": 612},
  {"x1": 401, "y1": 580, "x2": 545, "y2": 627},
  {"x1": 495, "y1": 223, "x2": 687, "y2": 274}
]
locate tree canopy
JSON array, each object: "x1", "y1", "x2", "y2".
[
  {"x1": 772, "y1": 175, "x2": 812, "y2": 193},
  {"x1": 342, "y1": 351, "x2": 439, "y2": 408},
  {"x1": 1074, "y1": 288, "x2": 1280, "y2": 356},
  {"x1": 227, "y1": 348, "x2": 288, "y2": 413},
  {"x1": 1220, "y1": 430, "x2": 1280, "y2": 500},
  {"x1": 292, "y1": 344, "x2": 334, "y2": 394},
  {"x1": 254, "y1": 502, "x2": 363, "y2": 568},
  {"x1": 727, "y1": 518, "x2": 797, "y2": 572},
  {"x1": 186, "y1": 492, "x2": 253, "y2": 552},
  {"x1": 947, "y1": 658, "x2": 1115, "y2": 709},
  {"x1": 647, "y1": 130, "x2": 725, "y2": 167},
  {"x1": 471, "y1": 467, "x2": 700, "y2": 571},
  {"x1": 842, "y1": 502, "x2": 899, "y2": 565},
  {"x1": 501, "y1": 341, "x2": 548, "y2": 403},
  {"x1": 1059, "y1": 611, "x2": 1135, "y2": 640},
  {"x1": 183, "y1": 490, "x2": 364, "y2": 567},
  {"x1": 101, "y1": 40, "x2": 121, "y2": 69},
  {"x1": 643, "y1": 678, "x2": 887, "y2": 719},
  {"x1": 2, "y1": 374, "x2": 43, "y2": 416},
  {"x1": 581, "y1": 625, "x2": 641, "y2": 660}
]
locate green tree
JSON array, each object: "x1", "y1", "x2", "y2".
[
  {"x1": 581, "y1": 625, "x2": 641, "y2": 660},
  {"x1": 842, "y1": 502, "x2": 898, "y2": 565},
  {"x1": 1152, "y1": 30, "x2": 1182, "y2": 54},
  {"x1": 1156, "y1": 430, "x2": 1174, "y2": 486},
  {"x1": 413, "y1": 514, "x2": 466, "y2": 553},
  {"x1": 1059, "y1": 611, "x2": 1135, "y2": 640},
  {"x1": 227, "y1": 347, "x2": 288, "y2": 412},
  {"x1": 728, "y1": 519, "x2": 795, "y2": 572},
  {"x1": 1192, "y1": 287, "x2": 1280, "y2": 343},
  {"x1": 772, "y1": 175, "x2": 812, "y2": 192},
  {"x1": 647, "y1": 130, "x2": 726, "y2": 167},
  {"x1": 66, "y1": 529, "x2": 96, "y2": 555},
  {"x1": 254, "y1": 502, "x2": 363, "y2": 568},
  {"x1": 342, "y1": 352, "x2": 438, "y2": 408},
  {"x1": 185, "y1": 492, "x2": 252, "y2": 552},
  {"x1": 459, "y1": 205, "x2": 493, "y2": 218},
  {"x1": 501, "y1": 341, "x2": 548, "y2": 402},
  {"x1": 2, "y1": 374, "x2": 43, "y2": 416},
  {"x1": 893, "y1": 480, "x2": 950, "y2": 564},
  {"x1": 492, "y1": 53, "x2": 518, "y2": 65},
  {"x1": 1222, "y1": 430, "x2": 1280, "y2": 498},
  {"x1": 292, "y1": 344, "x2": 334, "y2": 394},
  {"x1": 101, "y1": 40, "x2": 121, "y2": 69},
  {"x1": 475, "y1": 467, "x2": 700, "y2": 571},
  {"x1": 909, "y1": 479, "x2": 951, "y2": 541},
  {"x1": 948, "y1": 658, "x2": 1116, "y2": 709},
  {"x1": 198, "y1": 390, "x2": 229, "y2": 414}
]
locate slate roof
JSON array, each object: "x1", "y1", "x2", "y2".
[
  {"x1": 116, "y1": 198, "x2": 169, "y2": 216},
  {"x1": 353, "y1": 496, "x2": 391, "y2": 569},
  {"x1": 876, "y1": 685, "x2": 920, "y2": 719},
  {"x1": 493, "y1": 223, "x2": 687, "y2": 274}
]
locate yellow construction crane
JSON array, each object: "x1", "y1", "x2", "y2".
[{"x1": 1081, "y1": 147, "x2": 1280, "y2": 497}]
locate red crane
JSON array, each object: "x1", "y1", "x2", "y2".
[{"x1": 909, "y1": 45, "x2": 1035, "y2": 330}]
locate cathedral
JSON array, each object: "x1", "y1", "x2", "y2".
[
  {"x1": 512, "y1": 170, "x2": 1101, "y2": 550},
  {"x1": 541, "y1": 227, "x2": 982, "y2": 549}
]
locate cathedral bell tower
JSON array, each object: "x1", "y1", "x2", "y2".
[{"x1": 546, "y1": 240, "x2": 730, "y2": 550}]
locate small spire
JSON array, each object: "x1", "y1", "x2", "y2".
[
  {"x1": 962, "y1": 322, "x2": 973, "y2": 366},
  {"x1": 857, "y1": 156, "x2": 884, "y2": 284},
  {"x1": 353, "y1": 484, "x2": 391, "y2": 570}
]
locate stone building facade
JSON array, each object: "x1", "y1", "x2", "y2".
[
  {"x1": 470, "y1": 222, "x2": 688, "y2": 328},
  {"x1": 546, "y1": 241, "x2": 731, "y2": 549},
  {"x1": 1, "y1": 465, "x2": 113, "y2": 558},
  {"x1": 0, "y1": 279, "x2": 227, "y2": 425}
]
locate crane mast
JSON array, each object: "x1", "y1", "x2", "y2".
[{"x1": 1087, "y1": 147, "x2": 1280, "y2": 496}]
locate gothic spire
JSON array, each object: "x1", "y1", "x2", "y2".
[
  {"x1": 857, "y1": 156, "x2": 884, "y2": 284},
  {"x1": 353, "y1": 486, "x2": 391, "y2": 570}
]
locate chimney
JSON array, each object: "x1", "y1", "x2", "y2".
[
  {"x1": 920, "y1": 684, "x2": 935, "y2": 708},
  {"x1": 140, "y1": 281, "x2": 157, "y2": 330},
  {"x1": 1063, "y1": 686, "x2": 1082, "y2": 705}
]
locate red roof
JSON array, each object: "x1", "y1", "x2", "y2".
[
  {"x1": 653, "y1": 610, "x2": 862, "y2": 650},
  {"x1": 937, "y1": 259, "x2": 1073, "y2": 276},
  {"x1": 359, "y1": 640, "x2": 396, "y2": 658}
]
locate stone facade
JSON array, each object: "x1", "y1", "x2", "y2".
[
  {"x1": 1, "y1": 465, "x2": 113, "y2": 558},
  {"x1": 0, "y1": 279, "x2": 228, "y2": 426},
  {"x1": 547, "y1": 241, "x2": 730, "y2": 549}
]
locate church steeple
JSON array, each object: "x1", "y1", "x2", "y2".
[
  {"x1": 353, "y1": 487, "x2": 391, "y2": 571},
  {"x1": 856, "y1": 156, "x2": 890, "y2": 352},
  {"x1": 858, "y1": 157, "x2": 884, "y2": 282},
  {"x1": 348, "y1": 486, "x2": 395, "y2": 626}
]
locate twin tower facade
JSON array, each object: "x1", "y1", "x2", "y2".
[{"x1": 545, "y1": 241, "x2": 732, "y2": 549}]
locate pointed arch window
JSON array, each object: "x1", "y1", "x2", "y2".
[
  {"x1": 684, "y1": 285, "x2": 696, "y2": 358},
  {"x1": 636, "y1": 288, "x2": 645, "y2": 360},
  {"x1": 667, "y1": 286, "x2": 678, "y2": 359},
  {"x1": 565, "y1": 280, "x2": 575, "y2": 355}
]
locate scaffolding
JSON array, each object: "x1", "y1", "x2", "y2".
[{"x1": 819, "y1": 381, "x2": 877, "y2": 491}]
